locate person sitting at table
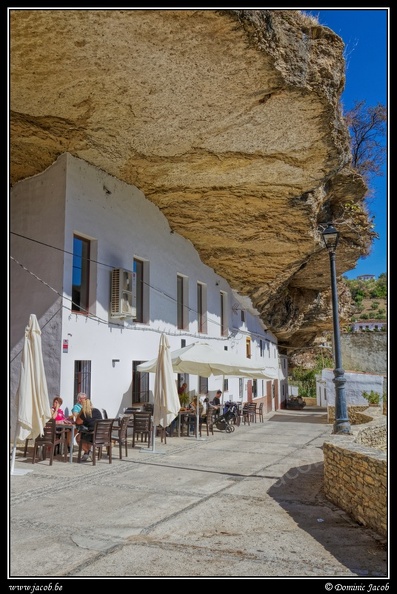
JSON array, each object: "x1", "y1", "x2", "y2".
[
  {"x1": 50, "y1": 396, "x2": 72, "y2": 455},
  {"x1": 51, "y1": 396, "x2": 67, "y2": 423},
  {"x1": 201, "y1": 397, "x2": 210, "y2": 420},
  {"x1": 187, "y1": 396, "x2": 206, "y2": 434},
  {"x1": 75, "y1": 398, "x2": 103, "y2": 461},
  {"x1": 212, "y1": 390, "x2": 222, "y2": 418},
  {"x1": 178, "y1": 382, "x2": 187, "y2": 396},
  {"x1": 69, "y1": 392, "x2": 87, "y2": 420},
  {"x1": 66, "y1": 392, "x2": 87, "y2": 450}
]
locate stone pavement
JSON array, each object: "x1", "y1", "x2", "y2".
[{"x1": 8, "y1": 408, "x2": 389, "y2": 581}]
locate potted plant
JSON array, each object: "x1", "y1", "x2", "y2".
[{"x1": 178, "y1": 392, "x2": 190, "y2": 408}]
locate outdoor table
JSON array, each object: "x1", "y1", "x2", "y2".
[
  {"x1": 55, "y1": 423, "x2": 76, "y2": 463},
  {"x1": 177, "y1": 411, "x2": 197, "y2": 437}
]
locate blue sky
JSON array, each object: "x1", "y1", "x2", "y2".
[{"x1": 304, "y1": 8, "x2": 388, "y2": 280}]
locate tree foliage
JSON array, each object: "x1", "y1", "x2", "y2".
[
  {"x1": 343, "y1": 273, "x2": 387, "y2": 305},
  {"x1": 344, "y1": 100, "x2": 387, "y2": 183},
  {"x1": 289, "y1": 353, "x2": 334, "y2": 398}
]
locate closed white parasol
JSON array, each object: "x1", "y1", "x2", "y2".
[
  {"x1": 153, "y1": 333, "x2": 180, "y2": 430},
  {"x1": 10, "y1": 314, "x2": 51, "y2": 475}
]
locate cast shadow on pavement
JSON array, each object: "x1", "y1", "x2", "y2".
[{"x1": 267, "y1": 460, "x2": 388, "y2": 577}]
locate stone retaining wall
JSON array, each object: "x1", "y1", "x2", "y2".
[
  {"x1": 341, "y1": 332, "x2": 387, "y2": 375},
  {"x1": 323, "y1": 409, "x2": 387, "y2": 538},
  {"x1": 355, "y1": 423, "x2": 387, "y2": 451},
  {"x1": 327, "y1": 405, "x2": 381, "y2": 426}
]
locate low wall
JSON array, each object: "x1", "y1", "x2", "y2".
[
  {"x1": 327, "y1": 404, "x2": 383, "y2": 426},
  {"x1": 341, "y1": 332, "x2": 387, "y2": 375},
  {"x1": 322, "y1": 410, "x2": 387, "y2": 538}
]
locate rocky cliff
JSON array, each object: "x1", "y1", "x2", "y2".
[{"x1": 9, "y1": 9, "x2": 373, "y2": 350}]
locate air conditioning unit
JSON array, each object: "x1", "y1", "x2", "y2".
[{"x1": 110, "y1": 268, "x2": 136, "y2": 319}]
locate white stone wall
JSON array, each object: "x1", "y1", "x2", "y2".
[
  {"x1": 318, "y1": 368, "x2": 384, "y2": 407},
  {"x1": 10, "y1": 154, "x2": 281, "y2": 434}
]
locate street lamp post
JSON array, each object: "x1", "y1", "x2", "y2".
[{"x1": 321, "y1": 223, "x2": 352, "y2": 435}]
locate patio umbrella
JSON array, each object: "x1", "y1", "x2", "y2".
[
  {"x1": 10, "y1": 314, "x2": 51, "y2": 475},
  {"x1": 153, "y1": 333, "x2": 180, "y2": 433},
  {"x1": 137, "y1": 341, "x2": 278, "y2": 440},
  {"x1": 142, "y1": 333, "x2": 180, "y2": 453},
  {"x1": 137, "y1": 341, "x2": 278, "y2": 380}
]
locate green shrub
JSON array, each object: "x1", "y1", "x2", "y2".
[{"x1": 362, "y1": 390, "x2": 381, "y2": 405}]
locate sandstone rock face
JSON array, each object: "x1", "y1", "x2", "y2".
[{"x1": 9, "y1": 9, "x2": 373, "y2": 349}]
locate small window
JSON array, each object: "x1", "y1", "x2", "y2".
[
  {"x1": 133, "y1": 259, "x2": 143, "y2": 322},
  {"x1": 74, "y1": 360, "x2": 91, "y2": 401},
  {"x1": 246, "y1": 337, "x2": 251, "y2": 359},
  {"x1": 72, "y1": 236, "x2": 90, "y2": 313},
  {"x1": 134, "y1": 361, "x2": 149, "y2": 403},
  {"x1": 178, "y1": 373, "x2": 189, "y2": 393},
  {"x1": 252, "y1": 379, "x2": 257, "y2": 398},
  {"x1": 198, "y1": 376, "x2": 208, "y2": 394},
  {"x1": 197, "y1": 282, "x2": 207, "y2": 333},
  {"x1": 177, "y1": 275, "x2": 189, "y2": 330},
  {"x1": 133, "y1": 258, "x2": 150, "y2": 323},
  {"x1": 220, "y1": 291, "x2": 228, "y2": 336}
]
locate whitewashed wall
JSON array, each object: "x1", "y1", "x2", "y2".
[
  {"x1": 10, "y1": 153, "x2": 281, "y2": 431},
  {"x1": 317, "y1": 368, "x2": 384, "y2": 407}
]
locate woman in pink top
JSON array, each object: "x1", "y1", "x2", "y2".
[{"x1": 51, "y1": 396, "x2": 66, "y2": 422}]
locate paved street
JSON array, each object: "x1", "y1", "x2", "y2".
[{"x1": 9, "y1": 408, "x2": 388, "y2": 581}]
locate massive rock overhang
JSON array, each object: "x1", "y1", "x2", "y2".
[{"x1": 9, "y1": 9, "x2": 372, "y2": 349}]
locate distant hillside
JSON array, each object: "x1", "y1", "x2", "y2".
[{"x1": 343, "y1": 273, "x2": 387, "y2": 323}]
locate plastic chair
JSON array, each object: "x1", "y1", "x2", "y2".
[
  {"x1": 77, "y1": 418, "x2": 115, "y2": 465},
  {"x1": 32, "y1": 419, "x2": 67, "y2": 465}
]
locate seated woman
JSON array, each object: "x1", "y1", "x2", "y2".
[
  {"x1": 187, "y1": 396, "x2": 206, "y2": 434},
  {"x1": 50, "y1": 396, "x2": 72, "y2": 454},
  {"x1": 51, "y1": 396, "x2": 69, "y2": 423},
  {"x1": 66, "y1": 392, "x2": 87, "y2": 449},
  {"x1": 75, "y1": 398, "x2": 103, "y2": 461}
]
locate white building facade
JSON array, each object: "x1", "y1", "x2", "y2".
[
  {"x1": 10, "y1": 154, "x2": 284, "y2": 432},
  {"x1": 316, "y1": 368, "x2": 384, "y2": 408}
]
